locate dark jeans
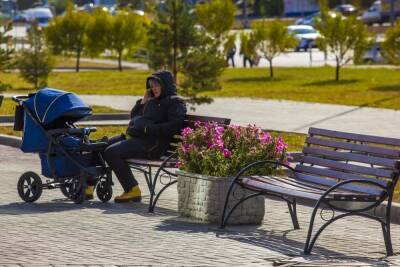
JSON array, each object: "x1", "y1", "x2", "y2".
[{"x1": 103, "y1": 134, "x2": 148, "y2": 192}]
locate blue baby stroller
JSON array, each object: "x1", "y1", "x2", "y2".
[{"x1": 12, "y1": 88, "x2": 113, "y2": 204}]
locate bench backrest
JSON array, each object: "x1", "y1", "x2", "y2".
[{"x1": 294, "y1": 127, "x2": 400, "y2": 196}]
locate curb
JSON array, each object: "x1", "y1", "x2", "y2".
[
  {"x1": 0, "y1": 134, "x2": 22, "y2": 148},
  {"x1": 0, "y1": 133, "x2": 399, "y2": 225}
]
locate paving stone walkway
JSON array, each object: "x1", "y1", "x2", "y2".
[{"x1": 1, "y1": 145, "x2": 400, "y2": 266}]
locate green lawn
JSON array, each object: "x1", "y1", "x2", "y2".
[
  {"x1": 2, "y1": 67, "x2": 400, "y2": 109},
  {"x1": 0, "y1": 98, "x2": 123, "y2": 115}
]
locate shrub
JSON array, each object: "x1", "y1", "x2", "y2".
[{"x1": 177, "y1": 122, "x2": 288, "y2": 177}]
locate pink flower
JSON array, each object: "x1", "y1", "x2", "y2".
[
  {"x1": 181, "y1": 144, "x2": 190, "y2": 153},
  {"x1": 223, "y1": 149, "x2": 231, "y2": 158},
  {"x1": 182, "y1": 127, "x2": 193, "y2": 138},
  {"x1": 216, "y1": 126, "x2": 224, "y2": 135},
  {"x1": 275, "y1": 137, "x2": 287, "y2": 153},
  {"x1": 175, "y1": 160, "x2": 182, "y2": 168},
  {"x1": 217, "y1": 140, "x2": 224, "y2": 150},
  {"x1": 194, "y1": 121, "x2": 201, "y2": 128},
  {"x1": 259, "y1": 132, "x2": 272, "y2": 144}
]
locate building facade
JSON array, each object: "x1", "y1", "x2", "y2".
[{"x1": 284, "y1": 0, "x2": 319, "y2": 17}]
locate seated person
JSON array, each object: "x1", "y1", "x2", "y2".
[{"x1": 93, "y1": 70, "x2": 187, "y2": 203}]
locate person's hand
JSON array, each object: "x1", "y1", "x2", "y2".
[{"x1": 141, "y1": 89, "x2": 153, "y2": 104}]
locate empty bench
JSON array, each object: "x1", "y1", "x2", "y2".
[
  {"x1": 127, "y1": 114, "x2": 231, "y2": 212},
  {"x1": 220, "y1": 127, "x2": 400, "y2": 256}
]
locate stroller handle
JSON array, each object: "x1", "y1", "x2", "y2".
[{"x1": 12, "y1": 95, "x2": 29, "y2": 104}]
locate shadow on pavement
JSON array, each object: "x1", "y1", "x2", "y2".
[
  {"x1": 154, "y1": 218, "x2": 390, "y2": 266},
  {"x1": 0, "y1": 198, "x2": 178, "y2": 217}
]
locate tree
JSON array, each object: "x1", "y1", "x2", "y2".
[
  {"x1": 196, "y1": 0, "x2": 236, "y2": 43},
  {"x1": 0, "y1": 22, "x2": 13, "y2": 92},
  {"x1": 147, "y1": 0, "x2": 228, "y2": 108},
  {"x1": 382, "y1": 20, "x2": 400, "y2": 65},
  {"x1": 106, "y1": 10, "x2": 146, "y2": 71},
  {"x1": 254, "y1": 20, "x2": 297, "y2": 78},
  {"x1": 45, "y1": 5, "x2": 89, "y2": 72},
  {"x1": 147, "y1": 0, "x2": 199, "y2": 81},
  {"x1": 315, "y1": 13, "x2": 369, "y2": 80},
  {"x1": 16, "y1": 22, "x2": 54, "y2": 90},
  {"x1": 85, "y1": 8, "x2": 110, "y2": 58},
  {"x1": 180, "y1": 42, "x2": 227, "y2": 107}
]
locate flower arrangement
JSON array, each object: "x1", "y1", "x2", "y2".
[{"x1": 177, "y1": 122, "x2": 288, "y2": 177}]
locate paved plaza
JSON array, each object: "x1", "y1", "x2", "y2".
[{"x1": 1, "y1": 145, "x2": 400, "y2": 266}]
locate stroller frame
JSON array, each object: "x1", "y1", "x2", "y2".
[{"x1": 12, "y1": 95, "x2": 113, "y2": 204}]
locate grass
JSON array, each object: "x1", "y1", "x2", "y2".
[
  {"x1": 3, "y1": 67, "x2": 400, "y2": 109},
  {"x1": 0, "y1": 98, "x2": 124, "y2": 115}
]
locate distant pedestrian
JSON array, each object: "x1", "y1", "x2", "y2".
[{"x1": 226, "y1": 47, "x2": 236, "y2": 67}]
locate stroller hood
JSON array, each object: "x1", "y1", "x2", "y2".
[
  {"x1": 21, "y1": 88, "x2": 91, "y2": 153},
  {"x1": 25, "y1": 88, "x2": 92, "y2": 125}
]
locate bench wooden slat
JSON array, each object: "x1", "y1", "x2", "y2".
[
  {"x1": 306, "y1": 136, "x2": 400, "y2": 158},
  {"x1": 309, "y1": 127, "x2": 400, "y2": 146},
  {"x1": 185, "y1": 114, "x2": 231, "y2": 125},
  {"x1": 295, "y1": 164, "x2": 389, "y2": 186},
  {"x1": 241, "y1": 176, "x2": 381, "y2": 201},
  {"x1": 241, "y1": 177, "x2": 322, "y2": 200},
  {"x1": 302, "y1": 147, "x2": 399, "y2": 168},
  {"x1": 299, "y1": 155, "x2": 395, "y2": 178},
  {"x1": 294, "y1": 172, "x2": 385, "y2": 195}
]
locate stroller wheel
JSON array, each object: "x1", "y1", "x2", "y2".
[
  {"x1": 60, "y1": 179, "x2": 73, "y2": 198},
  {"x1": 17, "y1": 172, "x2": 43, "y2": 203},
  {"x1": 69, "y1": 177, "x2": 86, "y2": 204},
  {"x1": 96, "y1": 180, "x2": 113, "y2": 203}
]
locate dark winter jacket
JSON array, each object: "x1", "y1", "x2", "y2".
[{"x1": 127, "y1": 70, "x2": 187, "y2": 159}]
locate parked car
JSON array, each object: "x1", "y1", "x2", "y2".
[
  {"x1": 287, "y1": 25, "x2": 320, "y2": 52},
  {"x1": 362, "y1": 0, "x2": 400, "y2": 25},
  {"x1": 295, "y1": 11, "x2": 337, "y2": 26},
  {"x1": 333, "y1": 4, "x2": 357, "y2": 16},
  {"x1": 23, "y1": 7, "x2": 54, "y2": 28},
  {"x1": 362, "y1": 42, "x2": 384, "y2": 63}
]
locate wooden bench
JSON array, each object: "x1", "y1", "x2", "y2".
[
  {"x1": 220, "y1": 127, "x2": 400, "y2": 256},
  {"x1": 127, "y1": 114, "x2": 231, "y2": 212}
]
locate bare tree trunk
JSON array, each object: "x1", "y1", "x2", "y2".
[
  {"x1": 118, "y1": 51, "x2": 122, "y2": 71},
  {"x1": 336, "y1": 58, "x2": 340, "y2": 81},
  {"x1": 76, "y1": 49, "x2": 81, "y2": 73},
  {"x1": 268, "y1": 59, "x2": 274, "y2": 78}
]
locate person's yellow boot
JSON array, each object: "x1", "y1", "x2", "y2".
[
  {"x1": 85, "y1": 185, "x2": 94, "y2": 200},
  {"x1": 114, "y1": 185, "x2": 141, "y2": 203}
]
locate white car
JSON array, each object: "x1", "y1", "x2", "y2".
[
  {"x1": 23, "y1": 7, "x2": 53, "y2": 28},
  {"x1": 287, "y1": 25, "x2": 320, "y2": 52}
]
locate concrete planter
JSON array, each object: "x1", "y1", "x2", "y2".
[{"x1": 177, "y1": 170, "x2": 265, "y2": 225}]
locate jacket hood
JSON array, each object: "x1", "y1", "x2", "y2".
[{"x1": 146, "y1": 70, "x2": 176, "y2": 99}]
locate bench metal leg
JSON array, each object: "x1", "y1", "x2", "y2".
[
  {"x1": 383, "y1": 200, "x2": 394, "y2": 256},
  {"x1": 286, "y1": 199, "x2": 300, "y2": 230},
  {"x1": 381, "y1": 223, "x2": 393, "y2": 256},
  {"x1": 148, "y1": 180, "x2": 177, "y2": 213},
  {"x1": 304, "y1": 203, "x2": 320, "y2": 255}
]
